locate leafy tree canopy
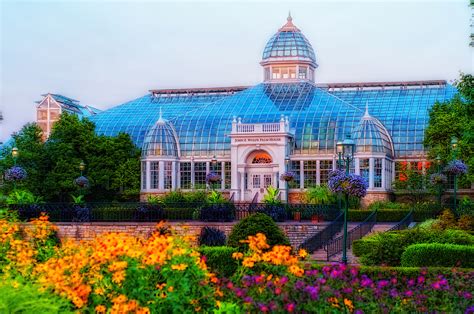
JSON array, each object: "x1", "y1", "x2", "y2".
[{"x1": 1, "y1": 113, "x2": 140, "y2": 201}]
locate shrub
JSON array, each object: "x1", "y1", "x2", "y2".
[
  {"x1": 227, "y1": 213, "x2": 290, "y2": 251},
  {"x1": 458, "y1": 214, "x2": 474, "y2": 231},
  {"x1": 199, "y1": 246, "x2": 238, "y2": 277},
  {"x1": 304, "y1": 185, "x2": 335, "y2": 205},
  {"x1": 200, "y1": 203, "x2": 234, "y2": 222},
  {"x1": 349, "y1": 209, "x2": 411, "y2": 222},
  {"x1": 198, "y1": 227, "x2": 226, "y2": 246},
  {"x1": 433, "y1": 209, "x2": 457, "y2": 230},
  {"x1": 367, "y1": 201, "x2": 408, "y2": 211},
  {"x1": 354, "y1": 227, "x2": 474, "y2": 266},
  {"x1": 401, "y1": 243, "x2": 474, "y2": 267}
]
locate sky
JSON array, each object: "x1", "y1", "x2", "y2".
[{"x1": 1, "y1": 0, "x2": 473, "y2": 143}]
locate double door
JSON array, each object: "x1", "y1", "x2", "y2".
[{"x1": 249, "y1": 172, "x2": 273, "y2": 202}]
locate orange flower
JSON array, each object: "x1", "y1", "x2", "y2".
[
  {"x1": 232, "y1": 252, "x2": 243, "y2": 260},
  {"x1": 298, "y1": 249, "x2": 308, "y2": 259},
  {"x1": 95, "y1": 305, "x2": 107, "y2": 313},
  {"x1": 171, "y1": 263, "x2": 188, "y2": 271}
]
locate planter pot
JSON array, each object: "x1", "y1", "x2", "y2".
[
  {"x1": 293, "y1": 211, "x2": 301, "y2": 221},
  {"x1": 311, "y1": 214, "x2": 323, "y2": 223}
]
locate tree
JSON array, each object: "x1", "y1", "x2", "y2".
[{"x1": 424, "y1": 73, "x2": 474, "y2": 185}]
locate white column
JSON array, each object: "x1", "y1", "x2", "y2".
[
  {"x1": 299, "y1": 160, "x2": 304, "y2": 189},
  {"x1": 177, "y1": 161, "x2": 181, "y2": 189},
  {"x1": 171, "y1": 161, "x2": 177, "y2": 190},
  {"x1": 355, "y1": 158, "x2": 360, "y2": 175},
  {"x1": 221, "y1": 161, "x2": 225, "y2": 190},
  {"x1": 190, "y1": 160, "x2": 195, "y2": 189},
  {"x1": 146, "y1": 160, "x2": 151, "y2": 190},
  {"x1": 381, "y1": 158, "x2": 386, "y2": 191},
  {"x1": 240, "y1": 171, "x2": 245, "y2": 202},
  {"x1": 369, "y1": 157, "x2": 374, "y2": 189},
  {"x1": 158, "y1": 161, "x2": 164, "y2": 190},
  {"x1": 316, "y1": 160, "x2": 321, "y2": 185},
  {"x1": 206, "y1": 161, "x2": 210, "y2": 189}
]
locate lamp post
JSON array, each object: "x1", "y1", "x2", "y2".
[
  {"x1": 79, "y1": 161, "x2": 86, "y2": 176},
  {"x1": 336, "y1": 141, "x2": 343, "y2": 210},
  {"x1": 451, "y1": 137, "x2": 458, "y2": 210},
  {"x1": 341, "y1": 134, "x2": 355, "y2": 265},
  {"x1": 285, "y1": 155, "x2": 290, "y2": 204},
  {"x1": 211, "y1": 155, "x2": 218, "y2": 190},
  {"x1": 435, "y1": 155, "x2": 442, "y2": 206},
  {"x1": 11, "y1": 147, "x2": 19, "y2": 190}
]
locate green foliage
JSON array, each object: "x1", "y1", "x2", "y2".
[
  {"x1": 70, "y1": 194, "x2": 85, "y2": 205},
  {"x1": 199, "y1": 246, "x2": 238, "y2": 277},
  {"x1": 198, "y1": 227, "x2": 227, "y2": 246},
  {"x1": 367, "y1": 201, "x2": 409, "y2": 211},
  {"x1": 353, "y1": 227, "x2": 474, "y2": 266},
  {"x1": 401, "y1": 243, "x2": 474, "y2": 267},
  {"x1": 0, "y1": 279, "x2": 73, "y2": 313},
  {"x1": 425, "y1": 73, "x2": 474, "y2": 184},
  {"x1": 213, "y1": 302, "x2": 243, "y2": 314},
  {"x1": 6, "y1": 190, "x2": 43, "y2": 205},
  {"x1": 262, "y1": 186, "x2": 281, "y2": 205},
  {"x1": 392, "y1": 168, "x2": 429, "y2": 204},
  {"x1": 304, "y1": 185, "x2": 335, "y2": 205},
  {"x1": 227, "y1": 213, "x2": 290, "y2": 251},
  {"x1": 207, "y1": 191, "x2": 227, "y2": 204},
  {"x1": 0, "y1": 114, "x2": 141, "y2": 202}
]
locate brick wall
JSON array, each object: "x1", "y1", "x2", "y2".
[{"x1": 28, "y1": 221, "x2": 323, "y2": 249}]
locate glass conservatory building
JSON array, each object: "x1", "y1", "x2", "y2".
[{"x1": 87, "y1": 15, "x2": 458, "y2": 203}]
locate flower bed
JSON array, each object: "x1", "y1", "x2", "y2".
[{"x1": 1, "y1": 214, "x2": 473, "y2": 313}]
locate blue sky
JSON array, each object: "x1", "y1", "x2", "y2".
[{"x1": 1, "y1": 0, "x2": 472, "y2": 142}]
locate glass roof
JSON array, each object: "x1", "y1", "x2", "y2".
[
  {"x1": 353, "y1": 111, "x2": 394, "y2": 157},
  {"x1": 142, "y1": 117, "x2": 179, "y2": 158},
  {"x1": 90, "y1": 82, "x2": 457, "y2": 159},
  {"x1": 262, "y1": 31, "x2": 316, "y2": 65}
]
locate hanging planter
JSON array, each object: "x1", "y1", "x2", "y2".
[
  {"x1": 205, "y1": 172, "x2": 221, "y2": 184},
  {"x1": 74, "y1": 176, "x2": 90, "y2": 188},
  {"x1": 280, "y1": 171, "x2": 296, "y2": 182},
  {"x1": 430, "y1": 173, "x2": 447, "y2": 185},
  {"x1": 444, "y1": 160, "x2": 468, "y2": 176},
  {"x1": 328, "y1": 170, "x2": 368, "y2": 198},
  {"x1": 4, "y1": 166, "x2": 27, "y2": 181}
]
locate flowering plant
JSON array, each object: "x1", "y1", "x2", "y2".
[
  {"x1": 4, "y1": 166, "x2": 27, "y2": 181},
  {"x1": 328, "y1": 170, "x2": 368, "y2": 198},
  {"x1": 444, "y1": 160, "x2": 468, "y2": 176},
  {"x1": 280, "y1": 171, "x2": 296, "y2": 182},
  {"x1": 206, "y1": 172, "x2": 221, "y2": 184},
  {"x1": 430, "y1": 173, "x2": 447, "y2": 185},
  {"x1": 74, "y1": 176, "x2": 89, "y2": 188}
]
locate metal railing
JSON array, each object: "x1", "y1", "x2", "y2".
[
  {"x1": 8, "y1": 202, "x2": 339, "y2": 223},
  {"x1": 325, "y1": 210, "x2": 377, "y2": 261},
  {"x1": 386, "y1": 209, "x2": 414, "y2": 232},
  {"x1": 299, "y1": 211, "x2": 343, "y2": 254}
]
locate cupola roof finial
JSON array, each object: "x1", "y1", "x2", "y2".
[
  {"x1": 288, "y1": 11, "x2": 292, "y2": 21},
  {"x1": 157, "y1": 107, "x2": 165, "y2": 124},
  {"x1": 279, "y1": 11, "x2": 299, "y2": 32},
  {"x1": 363, "y1": 102, "x2": 370, "y2": 118}
]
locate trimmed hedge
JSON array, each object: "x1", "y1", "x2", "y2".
[
  {"x1": 348, "y1": 208, "x2": 437, "y2": 222},
  {"x1": 227, "y1": 213, "x2": 290, "y2": 251},
  {"x1": 401, "y1": 243, "x2": 474, "y2": 268},
  {"x1": 353, "y1": 228, "x2": 474, "y2": 266},
  {"x1": 199, "y1": 246, "x2": 238, "y2": 277}
]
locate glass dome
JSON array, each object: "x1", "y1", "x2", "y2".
[
  {"x1": 142, "y1": 114, "x2": 179, "y2": 157},
  {"x1": 261, "y1": 15, "x2": 317, "y2": 67},
  {"x1": 353, "y1": 105, "x2": 394, "y2": 157}
]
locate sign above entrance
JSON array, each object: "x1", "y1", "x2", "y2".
[{"x1": 234, "y1": 137, "x2": 282, "y2": 143}]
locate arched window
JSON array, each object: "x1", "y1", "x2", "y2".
[{"x1": 252, "y1": 152, "x2": 272, "y2": 164}]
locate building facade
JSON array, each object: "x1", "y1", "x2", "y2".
[{"x1": 71, "y1": 16, "x2": 460, "y2": 203}]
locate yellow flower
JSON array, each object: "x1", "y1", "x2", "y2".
[
  {"x1": 242, "y1": 257, "x2": 255, "y2": 268},
  {"x1": 344, "y1": 298, "x2": 354, "y2": 312},
  {"x1": 298, "y1": 249, "x2": 308, "y2": 259},
  {"x1": 113, "y1": 294, "x2": 128, "y2": 304},
  {"x1": 11, "y1": 281, "x2": 19, "y2": 289},
  {"x1": 112, "y1": 270, "x2": 126, "y2": 284},
  {"x1": 232, "y1": 252, "x2": 244, "y2": 260},
  {"x1": 167, "y1": 286, "x2": 174, "y2": 292},
  {"x1": 95, "y1": 305, "x2": 107, "y2": 313},
  {"x1": 171, "y1": 263, "x2": 188, "y2": 271}
]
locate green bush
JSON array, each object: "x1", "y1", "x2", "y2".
[
  {"x1": 349, "y1": 209, "x2": 410, "y2": 222},
  {"x1": 367, "y1": 201, "x2": 409, "y2": 211},
  {"x1": 354, "y1": 227, "x2": 474, "y2": 266},
  {"x1": 0, "y1": 279, "x2": 73, "y2": 313},
  {"x1": 401, "y1": 243, "x2": 474, "y2": 268},
  {"x1": 199, "y1": 246, "x2": 238, "y2": 277},
  {"x1": 227, "y1": 213, "x2": 290, "y2": 251}
]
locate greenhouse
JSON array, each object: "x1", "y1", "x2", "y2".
[{"x1": 87, "y1": 15, "x2": 457, "y2": 202}]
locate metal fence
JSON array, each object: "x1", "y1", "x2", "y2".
[
  {"x1": 325, "y1": 210, "x2": 377, "y2": 261},
  {"x1": 386, "y1": 209, "x2": 414, "y2": 232},
  {"x1": 299, "y1": 211, "x2": 344, "y2": 254},
  {"x1": 9, "y1": 202, "x2": 339, "y2": 223}
]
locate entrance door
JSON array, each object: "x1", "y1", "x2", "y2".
[{"x1": 249, "y1": 173, "x2": 273, "y2": 202}]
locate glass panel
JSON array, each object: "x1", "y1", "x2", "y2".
[
  {"x1": 194, "y1": 162, "x2": 206, "y2": 190},
  {"x1": 224, "y1": 162, "x2": 231, "y2": 189},
  {"x1": 150, "y1": 161, "x2": 159, "y2": 189},
  {"x1": 263, "y1": 174, "x2": 272, "y2": 188},
  {"x1": 360, "y1": 159, "x2": 370, "y2": 182},
  {"x1": 374, "y1": 159, "x2": 382, "y2": 188},
  {"x1": 141, "y1": 161, "x2": 147, "y2": 189},
  {"x1": 320, "y1": 160, "x2": 333, "y2": 185},
  {"x1": 288, "y1": 160, "x2": 300, "y2": 189},
  {"x1": 303, "y1": 160, "x2": 317, "y2": 188},
  {"x1": 180, "y1": 162, "x2": 191, "y2": 189},
  {"x1": 252, "y1": 175, "x2": 260, "y2": 188},
  {"x1": 164, "y1": 161, "x2": 172, "y2": 190}
]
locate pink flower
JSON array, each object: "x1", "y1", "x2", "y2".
[{"x1": 285, "y1": 303, "x2": 296, "y2": 312}]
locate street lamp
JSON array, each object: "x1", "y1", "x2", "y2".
[
  {"x1": 341, "y1": 134, "x2": 355, "y2": 265},
  {"x1": 336, "y1": 140, "x2": 343, "y2": 212},
  {"x1": 79, "y1": 161, "x2": 86, "y2": 176},
  {"x1": 211, "y1": 155, "x2": 218, "y2": 190},
  {"x1": 12, "y1": 147, "x2": 19, "y2": 166},
  {"x1": 285, "y1": 155, "x2": 290, "y2": 204},
  {"x1": 451, "y1": 137, "x2": 458, "y2": 210},
  {"x1": 435, "y1": 155, "x2": 442, "y2": 206}
]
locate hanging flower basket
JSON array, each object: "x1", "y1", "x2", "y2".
[
  {"x1": 444, "y1": 160, "x2": 468, "y2": 176},
  {"x1": 328, "y1": 170, "x2": 368, "y2": 198},
  {"x1": 205, "y1": 172, "x2": 221, "y2": 184},
  {"x1": 74, "y1": 176, "x2": 90, "y2": 188},
  {"x1": 4, "y1": 166, "x2": 27, "y2": 181},
  {"x1": 280, "y1": 171, "x2": 296, "y2": 182},
  {"x1": 430, "y1": 173, "x2": 447, "y2": 185}
]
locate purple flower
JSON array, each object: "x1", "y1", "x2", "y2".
[
  {"x1": 444, "y1": 160, "x2": 468, "y2": 176},
  {"x1": 405, "y1": 290, "x2": 413, "y2": 297},
  {"x1": 4, "y1": 166, "x2": 27, "y2": 181},
  {"x1": 74, "y1": 175, "x2": 89, "y2": 188},
  {"x1": 205, "y1": 172, "x2": 221, "y2": 183},
  {"x1": 430, "y1": 172, "x2": 447, "y2": 185},
  {"x1": 377, "y1": 280, "x2": 389, "y2": 289},
  {"x1": 328, "y1": 170, "x2": 368, "y2": 198},
  {"x1": 465, "y1": 305, "x2": 474, "y2": 314},
  {"x1": 305, "y1": 286, "x2": 319, "y2": 300},
  {"x1": 280, "y1": 171, "x2": 296, "y2": 182}
]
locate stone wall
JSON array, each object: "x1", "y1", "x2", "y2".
[{"x1": 38, "y1": 221, "x2": 323, "y2": 249}]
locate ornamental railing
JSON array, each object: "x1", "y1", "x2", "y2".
[
  {"x1": 325, "y1": 210, "x2": 377, "y2": 261},
  {"x1": 8, "y1": 202, "x2": 338, "y2": 223},
  {"x1": 386, "y1": 209, "x2": 414, "y2": 232},
  {"x1": 299, "y1": 211, "x2": 344, "y2": 254}
]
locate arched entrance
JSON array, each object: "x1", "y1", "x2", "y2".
[{"x1": 246, "y1": 150, "x2": 276, "y2": 202}]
